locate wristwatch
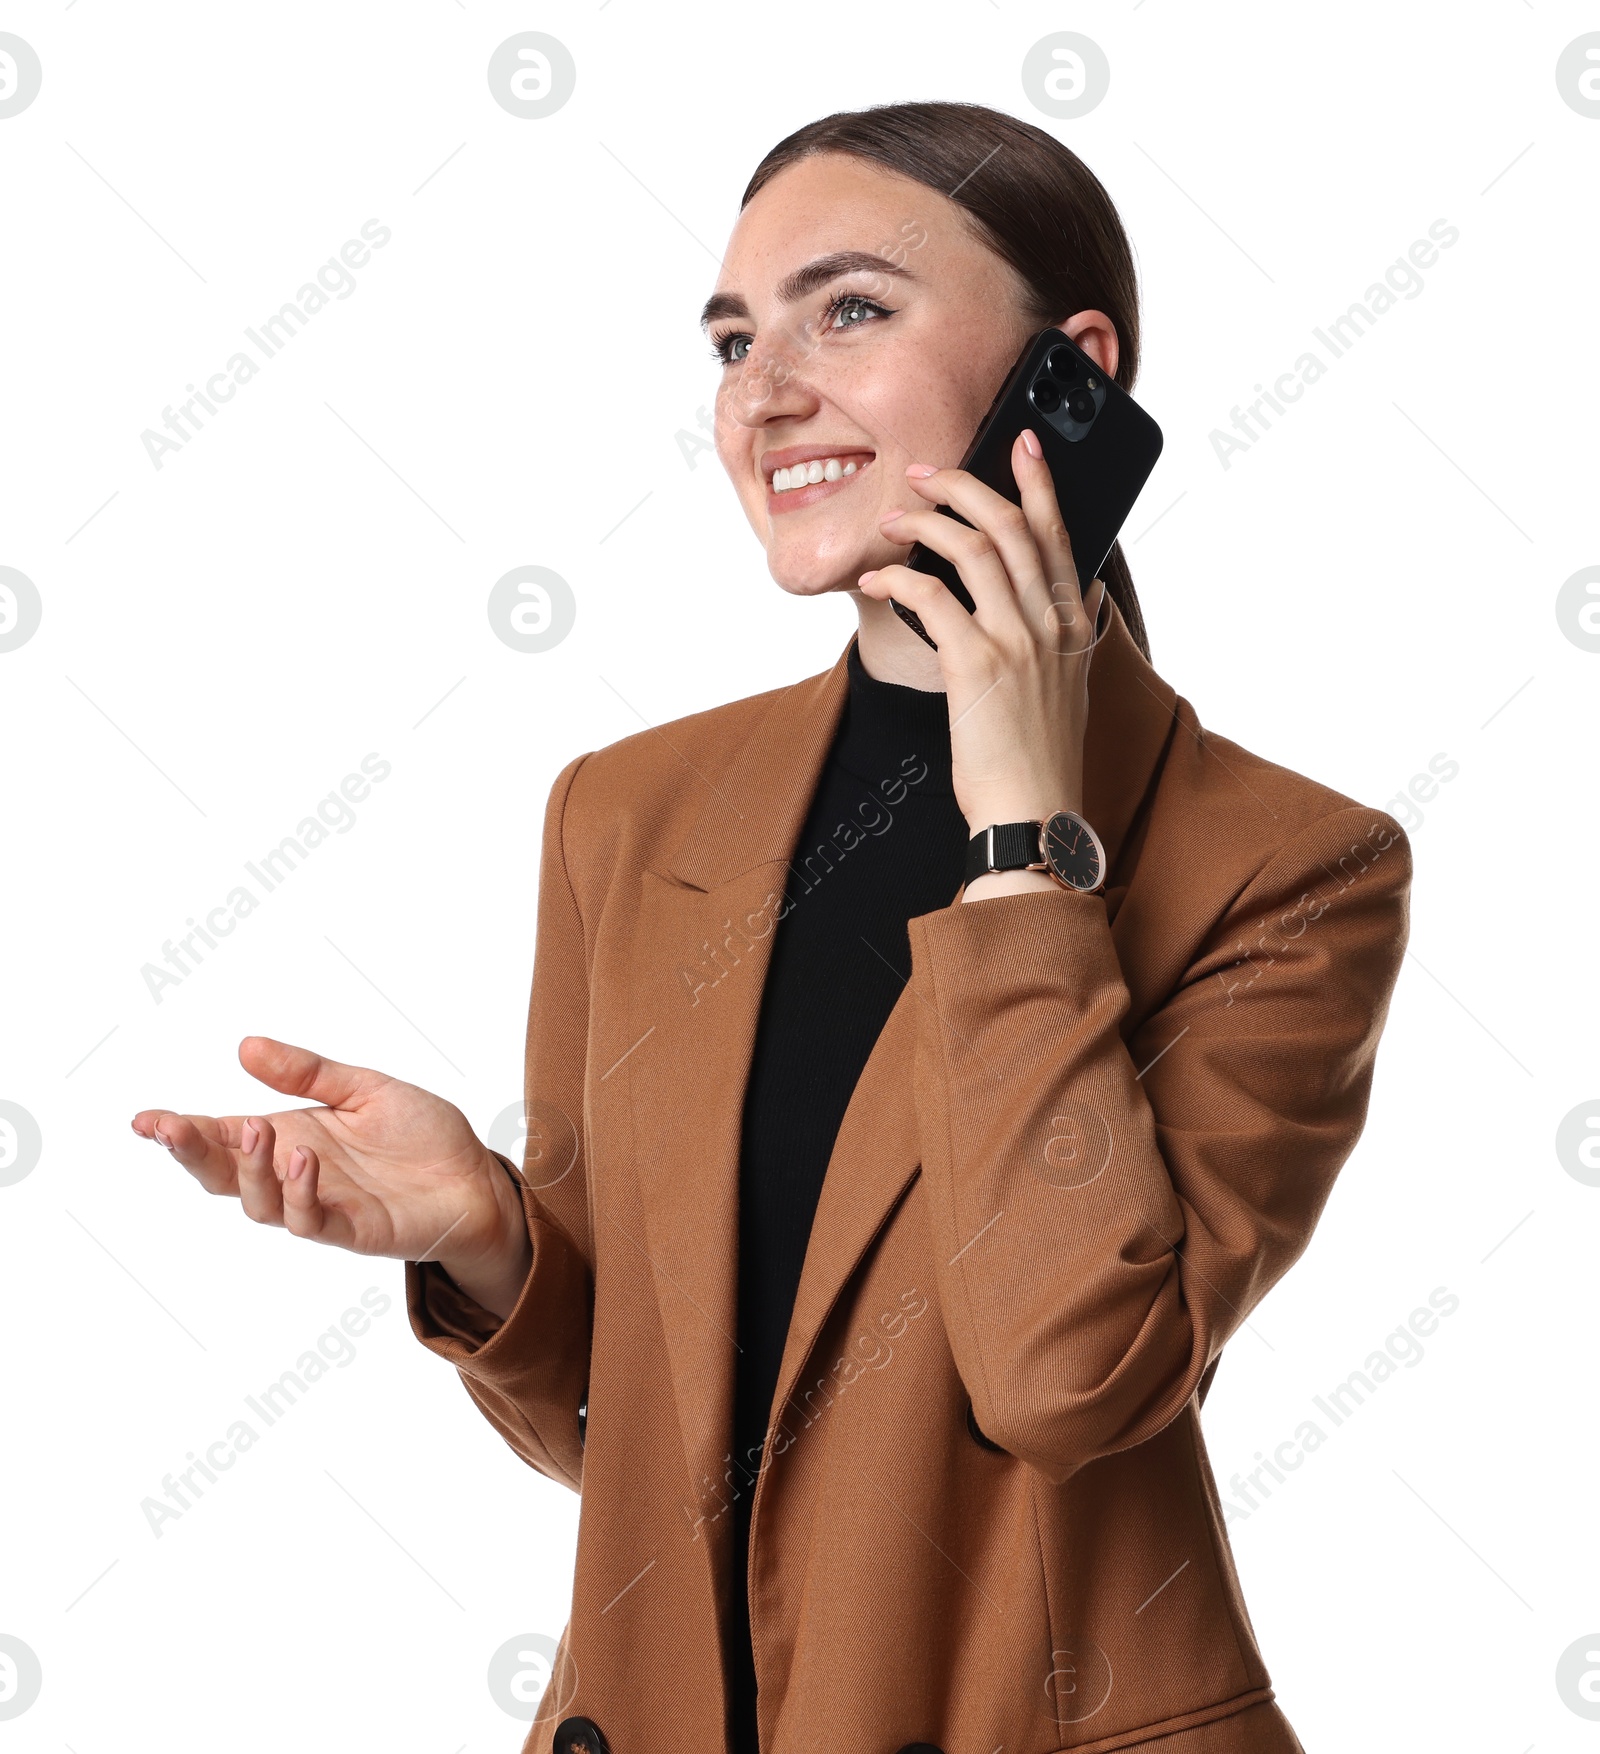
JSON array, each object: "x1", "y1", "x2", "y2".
[{"x1": 964, "y1": 810, "x2": 1107, "y2": 895}]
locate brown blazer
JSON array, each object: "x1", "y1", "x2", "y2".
[{"x1": 406, "y1": 600, "x2": 1412, "y2": 1754}]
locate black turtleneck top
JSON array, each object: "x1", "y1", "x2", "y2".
[{"x1": 723, "y1": 636, "x2": 969, "y2": 1751}]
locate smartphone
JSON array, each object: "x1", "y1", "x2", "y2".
[{"x1": 892, "y1": 328, "x2": 1163, "y2": 648}]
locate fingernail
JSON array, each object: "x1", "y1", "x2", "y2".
[
  {"x1": 241, "y1": 1119, "x2": 259, "y2": 1154},
  {"x1": 879, "y1": 508, "x2": 904, "y2": 523},
  {"x1": 858, "y1": 570, "x2": 880, "y2": 587},
  {"x1": 1021, "y1": 428, "x2": 1043, "y2": 459},
  {"x1": 905, "y1": 463, "x2": 937, "y2": 479},
  {"x1": 153, "y1": 1125, "x2": 171, "y2": 1148},
  {"x1": 288, "y1": 1148, "x2": 307, "y2": 1180}
]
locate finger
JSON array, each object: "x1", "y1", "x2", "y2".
[
  {"x1": 236, "y1": 1114, "x2": 285, "y2": 1226},
  {"x1": 879, "y1": 504, "x2": 1029, "y2": 638},
  {"x1": 1060, "y1": 574, "x2": 1110, "y2": 660},
  {"x1": 903, "y1": 464, "x2": 1045, "y2": 633},
  {"x1": 1011, "y1": 429, "x2": 1081, "y2": 596},
  {"x1": 1084, "y1": 574, "x2": 1109, "y2": 638},
  {"x1": 133, "y1": 1107, "x2": 235, "y2": 1144},
  {"x1": 858, "y1": 562, "x2": 988, "y2": 657},
  {"x1": 1010, "y1": 431, "x2": 1091, "y2": 650},
  {"x1": 145, "y1": 1110, "x2": 240, "y2": 1197},
  {"x1": 280, "y1": 1142, "x2": 330, "y2": 1241},
  {"x1": 1043, "y1": 587, "x2": 1098, "y2": 658},
  {"x1": 237, "y1": 1035, "x2": 382, "y2": 1112}
]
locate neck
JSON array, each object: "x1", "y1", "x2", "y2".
[{"x1": 850, "y1": 591, "x2": 948, "y2": 690}]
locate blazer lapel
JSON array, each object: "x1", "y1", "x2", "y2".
[
  {"x1": 620, "y1": 645, "x2": 852, "y2": 1585},
  {"x1": 620, "y1": 603, "x2": 1179, "y2": 1583}
]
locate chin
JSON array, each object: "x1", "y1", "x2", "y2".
[
  {"x1": 764, "y1": 516, "x2": 894, "y2": 596},
  {"x1": 765, "y1": 543, "x2": 872, "y2": 599},
  {"x1": 768, "y1": 561, "x2": 870, "y2": 603}
]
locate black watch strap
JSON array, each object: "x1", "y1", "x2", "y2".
[{"x1": 964, "y1": 820, "x2": 1045, "y2": 887}]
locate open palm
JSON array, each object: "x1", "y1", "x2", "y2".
[{"x1": 132, "y1": 1035, "x2": 514, "y2": 1268}]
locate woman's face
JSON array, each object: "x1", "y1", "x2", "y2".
[{"x1": 704, "y1": 151, "x2": 1118, "y2": 599}]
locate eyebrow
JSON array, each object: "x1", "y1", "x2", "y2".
[{"x1": 699, "y1": 250, "x2": 916, "y2": 329}]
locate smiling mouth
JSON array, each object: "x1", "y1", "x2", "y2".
[{"x1": 764, "y1": 451, "x2": 875, "y2": 513}]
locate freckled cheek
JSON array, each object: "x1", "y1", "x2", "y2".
[
  {"x1": 893, "y1": 333, "x2": 999, "y2": 462},
  {"x1": 839, "y1": 349, "x2": 961, "y2": 468},
  {"x1": 714, "y1": 436, "x2": 756, "y2": 493}
]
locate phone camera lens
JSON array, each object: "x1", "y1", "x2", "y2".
[
  {"x1": 1046, "y1": 345, "x2": 1081, "y2": 382},
  {"x1": 1066, "y1": 388, "x2": 1095, "y2": 422},
  {"x1": 1029, "y1": 377, "x2": 1062, "y2": 413}
]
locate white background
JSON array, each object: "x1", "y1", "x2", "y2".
[{"x1": 2, "y1": 2, "x2": 1597, "y2": 1749}]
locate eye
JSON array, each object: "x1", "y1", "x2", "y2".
[
  {"x1": 824, "y1": 292, "x2": 892, "y2": 332},
  {"x1": 711, "y1": 331, "x2": 753, "y2": 366}
]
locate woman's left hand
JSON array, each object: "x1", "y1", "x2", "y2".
[{"x1": 857, "y1": 428, "x2": 1106, "y2": 888}]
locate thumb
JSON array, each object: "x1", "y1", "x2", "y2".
[{"x1": 237, "y1": 1035, "x2": 383, "y2": 1111}]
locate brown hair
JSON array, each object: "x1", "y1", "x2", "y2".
[{"x1": 743, "y1": 101, "x2": 1151, "y2": 661}]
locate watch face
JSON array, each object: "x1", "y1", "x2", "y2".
[{"x1": 1043, "y1": 811, "x2": 1105, "y2": 892}]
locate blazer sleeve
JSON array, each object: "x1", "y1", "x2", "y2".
[
  {"x1": 403, "y1": 751, "x2": 596, "y2": 1494},
  {"x1": 905, "y1": 802, "x2": 1412, "y2": 1485}
]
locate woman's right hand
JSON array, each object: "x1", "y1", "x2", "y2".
[{"x1": 131, "y1": 1035, "x2": 533, "y2": 1320}]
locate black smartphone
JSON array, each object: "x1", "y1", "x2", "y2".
[{"x1": 892, "y1": 328, "x2": 1163, "y2": 648}]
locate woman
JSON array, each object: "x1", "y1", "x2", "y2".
[{"x1": 134, "y1": 104, "x2": 1411, "y2": 1754}]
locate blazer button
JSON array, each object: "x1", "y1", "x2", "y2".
[
  {"x1": 964, "y1": 1397, "x2": 1004, "y2": 1453},
  {"x1": 577, "y1": 1396, "x2": 587, "y2": 1451},
  {"x1": 552, "y1": 1715, "x2": 609, "y2": 1754},
  {"x1": 895, "y1": 1744, "x2": 945, "y2": 1753}
]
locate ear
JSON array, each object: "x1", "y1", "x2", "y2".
[{"x1": 1053, "y1": 310, "x2": 1120, "y2": 381}]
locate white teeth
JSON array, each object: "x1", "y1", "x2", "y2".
[{"x1": 769, "y1": 456, "x2": 868, "y2": 493}]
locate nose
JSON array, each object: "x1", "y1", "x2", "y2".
[{"x1": 724, "y1": 325, "x2": 821, "y2": 428}]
